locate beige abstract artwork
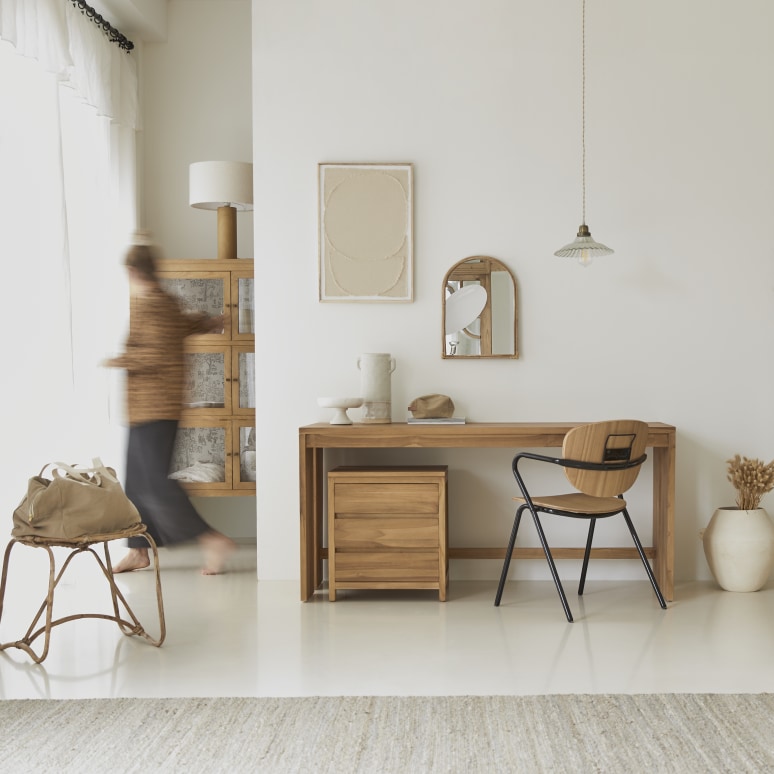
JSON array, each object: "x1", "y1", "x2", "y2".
[{"x1": 319, "y1": 163, "x2": 413, "y2": 302}]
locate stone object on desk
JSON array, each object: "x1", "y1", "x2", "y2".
[
  {"x1": 317, "y1": 397, "x2": 364, "y2": 425},
  {"x1": 408, "y1": 394, "x2": 455, "y2": 419},
  {"x1": 407, "y1": 416, "x2": 466, "y2": 424}
]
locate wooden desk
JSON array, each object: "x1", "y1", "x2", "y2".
[{"x1": 299, "y1": 421, "x2": 676, "y2": 602}]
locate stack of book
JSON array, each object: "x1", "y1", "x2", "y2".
[{"x1": 406, "y1": 416, "x2": 466, "y2": 424}]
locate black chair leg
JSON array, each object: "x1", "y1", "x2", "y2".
[
  {"x1": 530, "y1": 510, "x2": 573, "y2": 622},
  {"x1": 495, "y1": 505, "x2": 525, "y2": 606},
  {"x1": 622, "y1": 509, "x2": 667, "y2": 609},
  {"x1": 578, "y1": 517, "x2": 596, "y2": 595}
]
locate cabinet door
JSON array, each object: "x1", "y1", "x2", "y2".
[
  {"x1": 233, "y1": 420, "x2": 257, "y2": 490},
  {"x1": 169, "y1": 418, "x2": 233, "y2": 494},
  {"x1": 230, "y1": 271, "x2": 255, "y2": 341},
  {"x1": 158, "y1": 271, "x2": 231, "y2": 341},
  {"x1": 182, "y1": 345, "x2": 232, "y2": 415},
  {"x1": 231, "y1": 346, "x2": 255, "y2": 415}
]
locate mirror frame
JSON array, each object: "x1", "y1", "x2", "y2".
[{"x1": 441, "y1": 255, "x2": 519, "y2": 359}]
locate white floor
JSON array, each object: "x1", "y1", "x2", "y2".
[{"x1": 1, "y1": 544, "x2": 773, "y2": 700}]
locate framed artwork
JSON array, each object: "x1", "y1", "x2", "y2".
[{"x1": 318, "y1": 162, "x2": 413, "y2": 302}]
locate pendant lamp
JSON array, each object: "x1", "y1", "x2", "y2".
[{"x1": 554, "y1": 0, "x2": 613, "y2": 267}]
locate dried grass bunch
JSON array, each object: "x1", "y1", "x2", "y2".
[{"x1": 726, "y1": 455, "x2": 774, "y2": 510}]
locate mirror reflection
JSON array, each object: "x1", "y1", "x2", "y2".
[{"x1": 442, "y1": 256, "x2": 518, "y2": 358}]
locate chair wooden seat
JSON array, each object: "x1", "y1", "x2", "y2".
[
  {"x1": 0, "y1": 523, "x2": 165, "y2": 663},
  {"x1": 514, "y1": 493, "x2": 627, "y2": 515}
]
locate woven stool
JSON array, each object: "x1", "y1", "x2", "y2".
[{"x1": 0, "y1": 523, "x2": 165, "y2": 663}]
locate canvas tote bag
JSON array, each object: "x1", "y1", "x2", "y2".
[{"x1": 12, "y1": 459, "x2": 141, "y2": 540}]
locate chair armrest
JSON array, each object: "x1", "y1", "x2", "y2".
[
  {"x1": 512, "y1": 451, "x2": 566, "y2": 468},
  {"x1": 560, "y1": 453, "x2": 647, "y2": 472},
  {"x1": 513, "y1": 451, "x2": 646, "y2": 474}
]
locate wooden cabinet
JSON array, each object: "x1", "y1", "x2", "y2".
[
  {"x1": 158, "y1": 259, "x2": 255, "y2": 496},
  {"x1": 327, "y1": 466, "x2": 448, "y2": 601}
]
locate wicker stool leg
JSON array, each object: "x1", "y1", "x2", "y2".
[
  {"x1": 0, "y1": 539, "x2": 59, "y2": 664},
  {"x1": 101, "y1": 536, "x2": 165, "y2": 646},
  {"x1": 143, "y1": 532, "x2": 167, "y2": 646}
]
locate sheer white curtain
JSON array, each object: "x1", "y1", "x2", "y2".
[{"x1": 0, "y1": 0, "x2": 138, "y2": 514}]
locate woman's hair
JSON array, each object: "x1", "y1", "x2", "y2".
[{"x1": 124, "y1": 244, "x2": 158, "y2": 282}]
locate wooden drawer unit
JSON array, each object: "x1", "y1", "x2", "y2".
[{"x1": 327, "y1": 466, "x2": 448, "y2": 601}]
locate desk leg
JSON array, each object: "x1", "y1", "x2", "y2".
[
  {"x1": 311, "y1": 448, "x2": 324, "y2": 591},
  {"x1": 653, "y1": 437, "x2": 675, "y2": 602},
  {"x1": 299, "y1": 442, "x2": 318, "y2": 601}
]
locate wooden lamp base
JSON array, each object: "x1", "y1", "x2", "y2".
[{"x1": 217, "y1": 205, "x2": 237, "y2": 260}]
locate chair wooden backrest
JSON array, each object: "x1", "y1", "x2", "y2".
[{"x1": 562, "y1": 420, "x2": 649, "y2": 498}]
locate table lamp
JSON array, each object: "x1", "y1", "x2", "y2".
[{"x1": 189, "y1": 161, "x2": 253, "y2": 260}]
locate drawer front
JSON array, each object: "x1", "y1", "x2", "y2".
[
  {"x1": 334, "y1": 551, "x2": 440, "y2": 582},
  {"x1": 334, "y1": 517, "x2": 439, "y2": 549},
  {"x1": 333, "y1": 482, "x2": 441, "y2": 515}
]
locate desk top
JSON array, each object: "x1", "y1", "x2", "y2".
[{"x1": 299, "y1": 421, "x2": 676, "y2": 450}]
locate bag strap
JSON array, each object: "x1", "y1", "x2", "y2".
[
  {"x1": 38, "y1": 462, "x2": 85, "y2": 481},
  {"x1": 41, "y1": 459, "x2": 119, "y2": 486},
  {"x1": 51, "y1": 463, "x2": 97, "y2": 484},
  {"x1": 91, "y1": 457, "x2": 118, "y2": 483},
  {"x1": 53, "y1": 460, "x2": 118, "y2": 485}
]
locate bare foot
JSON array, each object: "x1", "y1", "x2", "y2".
[
  {"x1": 199, "y1": 531, "x2": 236, "y2": 575},
  {"x1": 113, "y1": 547, "x2": 151, "y2": 573}
]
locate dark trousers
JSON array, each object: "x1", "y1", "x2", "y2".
[{"x1": 125, "y1": 420, "x2": 211, "y2": 549}]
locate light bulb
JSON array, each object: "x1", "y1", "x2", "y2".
[{"x1": 577, "y1": 250, "x2": 592, "y2": 268}]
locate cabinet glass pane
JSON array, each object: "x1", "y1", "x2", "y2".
[
  {"x1": 184, "y1": 352, "x2": 225, "y2": 408},
  {"x1": 161, "y1": 278, "x2": 225, "y2": 320},
  {"x1": 238, "y1": 351, "x2": 255, "y2": 409},
  {"x1": 239, "y1": 425, "x2": 256, "y2": 483},
  {"x1": 238, "y1": 277, "x2": 254, "y2": 335},
  {"x1": 169, "y1": 427, "x2": 226, "y2": 483}
]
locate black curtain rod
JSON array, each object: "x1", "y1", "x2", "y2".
[{"x1": 69, "y1": 0, "x2": 134, "y2": 53}]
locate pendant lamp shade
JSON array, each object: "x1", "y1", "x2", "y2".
[{"x1": 554, "y1": 224, "x2": 613, "y2": 267}]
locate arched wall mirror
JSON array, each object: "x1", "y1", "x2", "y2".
[{"x1": 442, "y1": 256, "x2": 519, "y2": 359}]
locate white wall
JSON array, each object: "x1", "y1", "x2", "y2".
[{"x1": 144, "y1": 0, "x2": 774, "y2": 582}]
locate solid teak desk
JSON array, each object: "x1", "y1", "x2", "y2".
[{"x1": 298, "y1": 422, "x2": 676, "y2": 602}]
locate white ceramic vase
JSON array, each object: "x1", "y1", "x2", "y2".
[
  {"x1": 701, "y1": 507, "x2": 774, "y2": 592},
  {"x1": 357, "y1": 353, "x2": 396, "y2": 424}
]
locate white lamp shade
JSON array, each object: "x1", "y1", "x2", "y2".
[{"x1": 189, "y1": 161, "x2": 253, "y2": 211}]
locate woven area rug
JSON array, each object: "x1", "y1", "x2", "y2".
[{"x1": 1, "y1": 694, "x2": 772, "y2": 773}]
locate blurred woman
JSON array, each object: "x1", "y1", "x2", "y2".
[{"x1": 104, "y1": 241, "x2": 235, "y2": 574}]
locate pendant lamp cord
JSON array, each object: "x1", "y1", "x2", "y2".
[{"x1": 581, "y1": 0, "x2": 586, "y2": 226}]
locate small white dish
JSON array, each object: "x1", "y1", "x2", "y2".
[{"x1": 317, "y1": 397, "x2": 363, "y2": 425}]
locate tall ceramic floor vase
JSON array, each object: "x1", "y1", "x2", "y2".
[
  {"x1": 357, "y1": 353, "x2": 396, "y2": 424},
  {"x1": 702, "y1": 507, "x2": 774, "y2": 592}
]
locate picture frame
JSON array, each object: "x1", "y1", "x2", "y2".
[{"x1": 318, "y1": 162, "x2": 413, "y2": 302}]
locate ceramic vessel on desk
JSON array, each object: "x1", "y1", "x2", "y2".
[
  {"x1": 317, "y1": 397, "x2": 363, "y2": 425},
  {"x1": 357, "y1": 353, "x2": 395, "y2": 423},
  {"x1": 701, "y1": 507, "x2": 774, "y2": 592}
]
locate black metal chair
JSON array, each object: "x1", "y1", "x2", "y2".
[{"x1": 494, "y1": 419, "x2": 667, "y2": 622}]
